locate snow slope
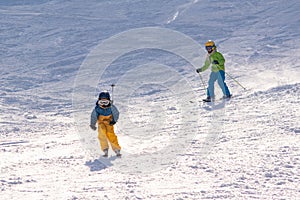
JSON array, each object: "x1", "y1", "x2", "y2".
[{"x1": 1, "y1": 0, "x2": 300, "y2": 199}]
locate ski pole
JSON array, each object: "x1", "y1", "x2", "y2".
[
  {"x1": 224, "y1": 71, "x2": 247, "y2": 90},
  {"x1": 110, "y1": 84, "x2": 115, "y2": 104},
  {"x1": 198, "y1": 73, "x2": 207, "y2": 91}
]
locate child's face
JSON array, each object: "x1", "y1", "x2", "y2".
[{"x1": 206, "y1": 46, "x2": 214, "y2": 54}]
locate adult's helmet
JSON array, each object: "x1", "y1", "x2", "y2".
[{"x1": 98, "y1": 91, "x2": 110, "y2": 100}]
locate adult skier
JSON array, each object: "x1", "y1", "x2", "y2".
[
  {"x1": 90, "y1": 91, "x2": 121, "y2": 157},
  {"x1": 196, "y1": 40, "x2": 231, "y2": 102}
]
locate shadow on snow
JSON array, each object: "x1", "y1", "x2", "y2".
[{"x1": 85, "y1": 156, "x2": 118, "y2": 172}]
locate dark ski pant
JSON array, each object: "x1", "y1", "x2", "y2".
[{"x1": 207, "y1": 70, "x2": 231, "y2": 97}]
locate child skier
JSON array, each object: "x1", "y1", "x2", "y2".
[
  {"x1": 196, "y1": 40, "x2": 231, "y2": 102},
  {"x1": 90, "y1": 91, "x2": 121, "y2": 157}
]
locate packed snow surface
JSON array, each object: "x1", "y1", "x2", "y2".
[{"x1": 1, "y1": 0, "x2": 299, "y2": 199}]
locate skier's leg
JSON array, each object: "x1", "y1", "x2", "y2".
[
  {"x1": 207, "y1": 72, "x2": 217, "y2": 97},
  {"x1": 217, "y1": 71, "x2": 231, "y2": 96},
  {"x1": 98, "y1": 123, "x2": 109, "y2": 151},
  {"x1": 106, "y1": 125, "x2": 121, "y2": 152}
]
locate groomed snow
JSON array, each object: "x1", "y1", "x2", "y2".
[{"x1": 1, "y1": 0, "x2": 299, "y2": 199}]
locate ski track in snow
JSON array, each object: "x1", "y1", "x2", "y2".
[
  {"x1": 1, "y1": 0, "x2": 300, "y2": 199},
  {"x1": 166, "y1": 0, "x2": 199, "y2": 24}
]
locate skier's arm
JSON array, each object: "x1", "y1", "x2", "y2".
[
  {"x1": 90, "y1": 108, "x2": 98, "y2": 127},
  {"x1": 196, "y1": 57, "x2": 210, "y2": 72},
  {"x1": 111, "y1": 105, "x2": 119, "y2": 122},
  {"x1": 214, "y1": 52, "x2": 225, "y2": 71},
  {"x1": 201, "y1": 58, "x2": 210, "y2": 71},
  {"x1": 216, "y1": 53, "x2": 225, "y2": 66}
]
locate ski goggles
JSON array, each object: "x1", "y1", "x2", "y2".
[
  {"x1": 98, "y1": 99, "x2": 110, "y2": 106},
  {"x1": 205, "y1": 46, "x2": 214, "y2": 51}
]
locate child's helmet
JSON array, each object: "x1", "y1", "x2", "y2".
[
  {"x1": 205, "y1": 40, "x2": 216, "y2": 52},
  {"x1": 98, "y1": 91, "x2": 110, "y2": 100},
  {"x1": 205, "y1": 40, "x2": 215, "y2": 47}
]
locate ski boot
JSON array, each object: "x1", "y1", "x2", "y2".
[
  {"x1": 115, "y1": 149, "x2": 121, "y2": 157},
  {"x1": 203, "y1": 96, "x2": 215, "y2": 102},
  {"x1": 103, "y1": 148, "x2": 108, "y2": 157},
  {"x1": 220, "y1": 94, "x2": 232, "y2": 100}
]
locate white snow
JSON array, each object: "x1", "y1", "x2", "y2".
[{"x1": 1, "y1": 0, "x2": 300, "y2": 199}]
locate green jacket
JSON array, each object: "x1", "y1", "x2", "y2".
[{"x1": 199, "y1": 50, "x2": 225, "y2": 72}]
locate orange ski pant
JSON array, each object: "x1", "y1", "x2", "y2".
[{"x1": 97, "y1": 123, "x2": 121, "y2": 152}]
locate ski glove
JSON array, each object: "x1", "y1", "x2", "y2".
[
  {"x1": 196, "y1": 68, "x2": 202, "y2": 73},
  {"x1": 90, "y1": 124, "x2": 97, "y2": 131},
  {"x1": 109, "y1": 120, "x2": 116, "y2": 125},
  {"x1": 212, "y1": 60, "x2": 219, "y2": 65}
]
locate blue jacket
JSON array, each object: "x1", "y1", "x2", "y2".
[{"x1": 90, "y1": 104, "x2": 119, "y2": 126}]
